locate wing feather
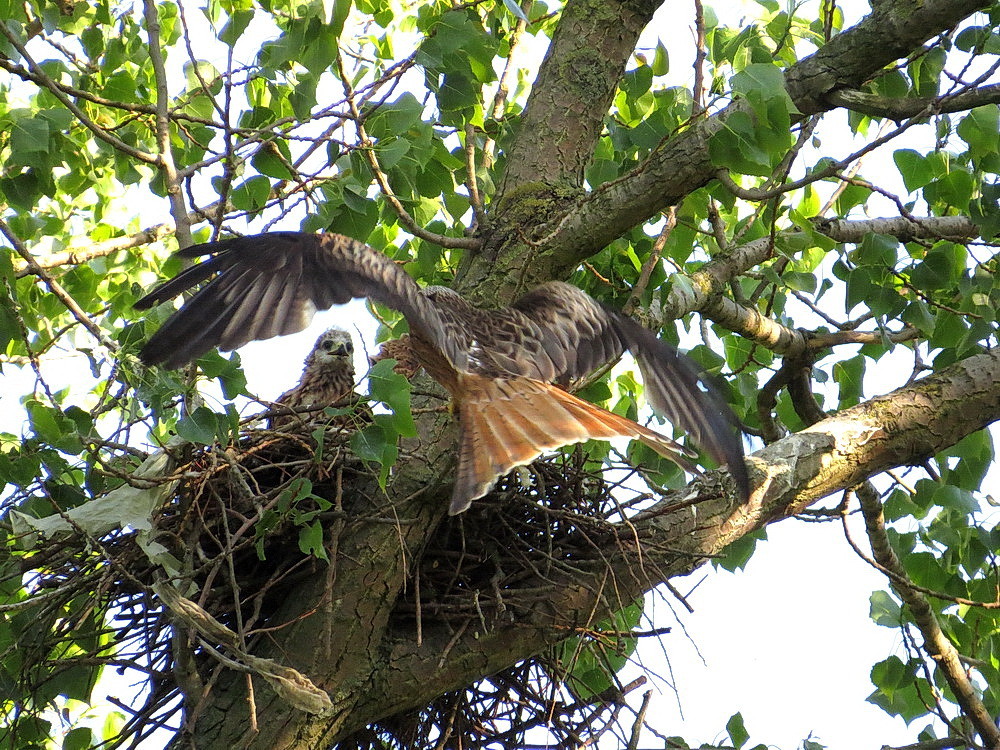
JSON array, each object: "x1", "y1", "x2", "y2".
[
  {"x1": 497, "y1": 281, "x2": 749, "y2": 500},
  {"x1": 135, "y1": 232, "x2": 462, "y2": 370}
]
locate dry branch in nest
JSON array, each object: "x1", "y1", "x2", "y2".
[{"x1": 3, "y1": 413, "x2": 702, "y2": 748}]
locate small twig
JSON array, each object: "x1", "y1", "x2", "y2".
[
  {"x1": 464, "y1": 123, "x2": 487, "y2": 231},
  {"x1": 483, "y1": 2, "x2": 529, "y2": 168},
  {"x1": 335, "y1": 52, "x2": 479, "y2": 250},
  {"x1": 626, "y1": 689, "x2": 652, "y2": 750},
  {"x1": 142, "y1": 0, "x2": 192, "y2": 248},
  {"x1": 849, "y1": 484, "x2": 1000, "y2": 747},
  {"x1": 0, "y1": 219, "x2": 118, "y2": 352},
  {"x1": 715, "y1": 108, "x2": 929, "y2": 202},
  {"x1": 624, "y1": 208, "x2": 675, "y2": 316},
  {"x1": 690, "y1": 0, "x2": 707, "y2": 117}
]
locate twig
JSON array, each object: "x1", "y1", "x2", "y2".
[
  {"x1": 624, "y1": 208, "x2": 675, "y2": 316},
  {"x1": 626, "y1": 689, "x2": 652, "y2": 750},
  {"x1": 691, "y1": 0, "x2": 707, "y2": 117},
  {"x1": 715, "y1": 108, "x2": 929, "y2": 202},
  {"x1": 335, "y1": 52, "x2": 479, "y2": 250},
  {"x1": 464, "y1": 123, "x2": 487, "y2": 231},
  {"x1": 483, "y1": 2, "x2": 529, "y2": 168},
  {"x1": 142, "y1": 0, "x2": 192, "y2": 249},
  {"x1": 851, "y1": 483, "x2": 1000, "y2": 747},
  {"x1": 0, "y1": 219, "x2": 118, "y2": 352}
]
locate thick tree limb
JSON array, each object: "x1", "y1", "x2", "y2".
[
  {"x1": 646, "y1": 215, "x2": 983, "y2": 349},
  {"x1": 827, "y1": 84, "x2": 1000, "y2": 120},
  {"x1": 345, "y1": 349, "x2": 1000, "y2": 740},
  {"x1": 495, "y1": 0, "x2": 660, "y2": 199},
  {"x1": 469, "y1": 0, "x2": 992, "y2": 286}
]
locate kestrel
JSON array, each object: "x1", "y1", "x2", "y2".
[
  {"x1": 269, "y1": 327, "x2": 359, "y2": 429},
  {"x1": 135, "y1": 232, "x2": 749, "y2": 514}
]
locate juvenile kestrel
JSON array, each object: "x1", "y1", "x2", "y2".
[
  {"x1": 269, "y1": 327, "x2": 358, "y2": 429},
  {"x1": 136, "y1": 232, "x2": 749, "y2": 514}
]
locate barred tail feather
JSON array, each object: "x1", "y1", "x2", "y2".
[{"x1": 449, "y1": 375, "x2": 699, "y2": 515}]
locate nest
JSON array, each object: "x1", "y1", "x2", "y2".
[{"x1": 3, "y1": 413, "x2": 694, "y2": 749}]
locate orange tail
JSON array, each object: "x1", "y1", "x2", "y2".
[{"x1": 449, "y1": 374, "x2": 698, "y2": 515}]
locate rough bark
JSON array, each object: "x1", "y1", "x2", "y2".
[
  {"x1": 457, "y1": 0, "x2": 993, "y2": 295},
  {"x1": 496, "y1": 0, "x2": 660, "y2": 196}
]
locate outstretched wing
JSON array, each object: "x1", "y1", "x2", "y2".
[
  {"x1": 135, "y1": 232, "x2": 465, "y2": 370},
  {"x1": 487, "y1": 282, "x2": 749, "y2": 500}
]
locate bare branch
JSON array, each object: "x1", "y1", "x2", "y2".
[
  {"x1": 13, "y1": 223, "x2": 174, "y2": 276},
  {"x1": 142, "y1": 0, "x2": 192, "y2": 249}
]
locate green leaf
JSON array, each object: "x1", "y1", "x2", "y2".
[
  {"x1": 924, "y1": 169, "x2": 974, "y2": 209},
  {"x1": 869, "y1": 590, "x2": 902, "y2": 627},
  {"x1": 230, "y1": 175, "x2": 271, "y2": 212},
  {"x1": 350, "y1": 417, "x2": 399, "y2": 487},
  {"x1": 957, "y1": 105, "x2": 1000, "y2": 156},
  {"x1": 298, "y1": 521, "x2": 328, "y2": 560},
  {"x1": 251, "y1": 143, "x2": 294, "y2": 180},
  {"x1": 365, "y1": 93, "x2": 425, "y2": 140},
  {"x1": 651, "y1": 40, "x2": 669, "y2": 76},
  {"x1": 9, "y1": 110, "x2": 50, "y2": 155},
  {"x1": 367, "y1": 358, "x2": 416, "y2": 437},
  {"x1": 868, "y1": 657, "x2": 928, "y2": 723},
  {"x1": 63, "y1": 727, "x2": 95, "y2": 750},
  {"x1": 893, "y1": 149, "x2": 935, "y2": 193},
  {"x1": 908, "y1": 243, "x2": 965, "y2": 292},
  {"x1": 220, "y1": 8, "x2": 255, "y2": 44},
  {"x1": 175, "y1": 406, "x2": 222, "y2": 445},
  {"x1": 717, "y1": 528, "x2": 766, "y2": 572},
  {"x1": 833, "y1": 355, "x2": 865, "y2": 407},
  {"x1": 726, "y1": 712, "x2": 750, "y2": 749},
  {"x1": 557, "y1": 600, "x2": 641, "y2": 701}
]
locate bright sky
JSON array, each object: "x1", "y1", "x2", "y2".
[{"x1": 3, "y1": 0, "x2": 995, "y2": 746}]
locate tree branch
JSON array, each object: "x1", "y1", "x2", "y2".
[
  {"x1": 855, "y1": 483, "x2": 1000, "y2": 747},
  {"x1": 495, "y1": 0, "x2": 660, "y2": 199},
  {"x1": 828, "y1": 83, "x2": 1000, "y2": 119},
  {"x1": 0, "y1": 219, "x2": 118, "y2": 352},
  {"x1": 142, "y1": 0, "x2": 192, "y2": 249},
  {"x1": 526, "y1": 0, "x2": 992, "y2": 278},
  {"x1": 0, "y1": 23, "x2": 159, "y2": 165},
  {"x1": 195, "y1": 345, "x2": 1000, "y2": 746},
  {"x1": 12, "y1": 224, "x2": 175, "y2": 277},
  {"x1": 355, "y1": 348, "x2": 1000, "y2": 736}
]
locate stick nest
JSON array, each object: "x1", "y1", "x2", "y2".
[{"x1": 4, "y1": 413, "x2": 687, "y2": 749}]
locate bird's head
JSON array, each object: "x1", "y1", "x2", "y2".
[{"x1": 307, "y1": 328, "x2": 354, "y2": 368}]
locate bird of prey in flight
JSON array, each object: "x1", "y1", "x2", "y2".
[
  {"x1": 268, "y1": 327, "x2": 359, "y2": 429},
  {"x1": 135, "y1": 232, "x2": 749, "y2": 514}
]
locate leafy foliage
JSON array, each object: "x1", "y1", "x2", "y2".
[{"x1": 0, "y1": 0, "x2": 999, "y2": 747}]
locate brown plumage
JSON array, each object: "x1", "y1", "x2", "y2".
[
  {"x1": 370, "y1": 335, "x2": 422, "y2": 379},
  {"x1": 135, "y1": 232, "x2": 749, "y2": 514},
  {"x1": 269, "y1": 327, "x2": 358, "y2": 429}
]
